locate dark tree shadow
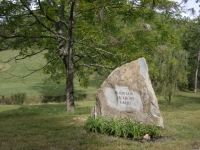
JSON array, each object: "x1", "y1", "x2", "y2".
[
  {"x1": 88, "y1": 75, "x2": 105, "y2": 89},
  {"x1": 29, "y1": 82, "x2": 89, "y2": 102},
  {"x1": 0, "y1": 104, "x2": 108, "y2": 150},
  {"x1": 158, "y1": 92, "x2": 200, "y2": 111}
]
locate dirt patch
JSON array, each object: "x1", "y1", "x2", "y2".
[
  {"x1": 73, "y1": 116, "x2": 88, "y2": 123},
  {"x1": 68, "y1": 116, "x2": 88, "y2": 126},
  {"x1": 190, "y1": 141, "x2": 200, "y2": 150},
  {"x1": 139, "y1": 136, "x2": 172, "y2": 143},
  {"x1": 0, "y1": 62, "x2": 5, "y2": 69},
  {"x1": 0, "y1": 62, "x2": 11, "y2": 71}
]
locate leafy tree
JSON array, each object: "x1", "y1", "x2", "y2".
[
  {"x1": 179, "y1": 17, "x2": 200, "y2": 92},
  {"x1": 152, "y1": 45, "x2": 188, "y2": 104},
  {"x1": 148, "y1": 13, "x2": 189, "y2": 103},
  {"x1": 0, "y1": 0, "x2": 180, "y2": 111}
]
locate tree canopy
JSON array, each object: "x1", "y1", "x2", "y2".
[{"x1": 0, "y1": 0, "x2": 199, "y2": 109}]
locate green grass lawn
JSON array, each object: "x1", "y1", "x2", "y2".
[{"x1": 0, "y1": 92, "x2": 200, "y2": 150}]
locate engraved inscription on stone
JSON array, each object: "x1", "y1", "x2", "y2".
[
  {"x1": 105, "y1": 86, "x2": 143, "y2": 112},
  {"x1": 116, "y1": 90, "x2": 134, "y2": 105}
]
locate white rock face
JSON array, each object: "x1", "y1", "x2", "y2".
[{"x1": 91, "y1": 58, "x2": 164, "y2": 128}]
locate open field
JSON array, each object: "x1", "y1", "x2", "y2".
[{"x1": 0, "y1": 92, "x2": 200, "y2": 150}]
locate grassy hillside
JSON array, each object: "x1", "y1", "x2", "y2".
[
  {"x1": 0, "y1": 50, "x2": 104, "y2": 103},
  {"x1": 0, "y1": 50, "x2": 56, "y2": 97}
]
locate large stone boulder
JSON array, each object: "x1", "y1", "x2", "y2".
[{"x1": 91, "y1": 57, "x2": 164, "y2": 128}]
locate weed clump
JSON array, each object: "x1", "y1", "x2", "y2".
[
  {"x1": 0, "y1": 95, "x2": 12, "y2": 105},
  {"x1": 42, "y1": 95, "x2": 65, "y2": 103},
  {"x1": 84, "y1": 117, "x2": 161, "y2": 140},
  {"x1": 11, "y1": 93, "x2": 26, "y2": 105}
]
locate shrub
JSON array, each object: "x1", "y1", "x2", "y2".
[
  {"x1": 11, "y1": 93, "x2": 27, "y2": 105},
  {"x1": 0, "y1": 96, "x2": 12, "y2": 105},
  {"x1": 84, "y1": 117, "x2": 161, "y2": 140},
  {"x1": 23, "y1": 96, "x2": 42, "y2": 105},
  {"x1": 42, "y1": 93, "x2": 88, "y2": 103},
  {"x1": 42, "y1": 95, "x2": 65, "y2": 103},
  {"x1": 74, "y1": 93, "x2": 87, "y2": 101}
]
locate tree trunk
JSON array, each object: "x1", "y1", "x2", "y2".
[
  {"x1": 194, "y1": 51, "x2": 200, "y2": 93},
  {"x1": 168, "y1": 95, "x2": 171, "y2": 104},
  {"x1": 58, "y1": 1, "x2": 75, "y2": 112},
  {"x1": 65, "y1": 54, "x2": 75, "y2": 112},
  {"x1": 65, "y1": 1, "x2": 75, "y2": 112},
  {"x1": 62, "y1": 43, "x2": 75, "y2": 112}
]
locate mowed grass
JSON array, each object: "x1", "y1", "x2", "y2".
[
  {"x1": 0, "y1": 50, "x2": 200, "y2": 149},
  {"x1": 0, "y1": 93, "x2": 200, "y2": 150}
]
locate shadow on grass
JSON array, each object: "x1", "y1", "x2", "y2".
[
  {"x1": 158, "y1": 92, "x2": 200, "y2": 111},
  {"x1": 0, "y1": 103, "x2": 93, "y2": 118},
  {"x1": 28, "y1": 75, "x2": 105, "y2": 102},
  {"x1": 28, "y1": 82, "x2": 66, "y2": 96},
  {"x1": 29, "y1": 82, "x2": 89, "y2": 101},
  {"x1": 28, "y1": 75, "x2": 104, "y2": 97},
  {"x1": 0, "y1": 104, "x2": 106, "y2": 150}
]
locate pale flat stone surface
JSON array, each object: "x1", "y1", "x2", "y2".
[{"x1": 91, "y1": 57, "x2": 164, "y2": 127}]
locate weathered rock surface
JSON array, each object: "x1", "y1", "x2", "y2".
[{"x1": 91, "y1": 57, "x2": 164, "y2": 127}]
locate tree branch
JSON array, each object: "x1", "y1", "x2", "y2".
[
  {"x1": 2, "y1": 49, "x2": 46, "y2": 63},
  {"x1": 38, "y1": 0, "x2": 58, "y2": 24},
  {"x1": 2, "y1": 55, "x2": 59, "y2": 80},
  {"x1": 19, "y1": 0, "x2": 57, "y2": 36},
  {"x1": 75, "y1": 40, "x2": 116, "y2": 57},
  {"x1": 77, "y1": 63, "x2": 115, "y2": 69},
  {"x1": 0, "y1": 34, "x2": 56, "y2": 40},
  {"x1": 74, "y1": 53, "x2": 99, "y2": 64}
]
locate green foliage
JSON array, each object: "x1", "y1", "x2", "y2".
[
  {"x1": 84, "y1": 117, "x2": 161, "y2": 140},
  {"x1": 179, "y1": 17, "x2": 200, "y2": 90},
  {"x1": 141, "y1": 11, "x2": 192, "y2": 102},
  {"x1": 109, "y1": 119, "x2": 123, "y2": 137},
  {"x1": 6, "y1": 0, "x2": 175, "y2": 87},
  {"x1": 11, "y1": 93, "x2": 27, "y2": 105},
  {"x1": 151, "y1": 45, "x2": 188, "y2": 103}
]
